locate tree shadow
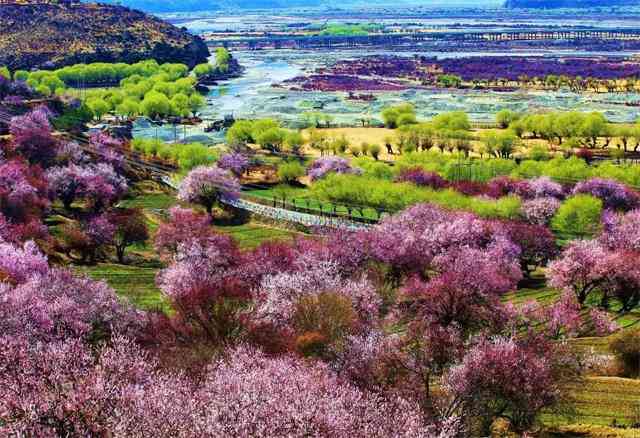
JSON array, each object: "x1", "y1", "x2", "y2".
[{"x1": 212, "y1": 206, "x2": 251, "y2": 226}]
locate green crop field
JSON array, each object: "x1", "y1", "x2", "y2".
[
  {"x1": 215, "y1": 222, "x2": 300, "y2": 249},
  {"x1": 75, "y1": 263, "x2": 166, "y2": 311},
  {"x1": 542, "y1": 377, "x2": 640, "y2": 429}
]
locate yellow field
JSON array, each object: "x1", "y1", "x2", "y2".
[
  {"x1": 301, "y1": 126, "x2": 565, "y2": 161},
  {"x1": 303, "y1": 127, "x2": 396, "y2": 145}
]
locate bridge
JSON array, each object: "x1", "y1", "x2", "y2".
[{"x1": 207, "y1": 28, "x2": 640, "y2": 50}]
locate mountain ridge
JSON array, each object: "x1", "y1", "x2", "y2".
[
  {"x1": 505, "y1": 0, "x2": 638, "y2": 8},
  {"x1": 90, "y1": 0, "x2": 491, "y2": 13}
]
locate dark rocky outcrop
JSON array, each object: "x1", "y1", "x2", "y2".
[{"x1": 0, "y1": 2, "x2": 210, "y2": 71}]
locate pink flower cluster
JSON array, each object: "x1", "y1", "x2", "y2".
[
  {"x1": 256, "y1": 259, "x2": 381, "y2": 328},
  {"x1": 307, "y1": 156, "x2": 362, "y2": 181},
  {"x1": 549, "y1": 208, "x2": 640, "y2": 318},
  {"x1": 46, "y1": 163, "x2": 128, "y2": 210},
  {"x1": 521, "y1": 197, "x2": 561, "y2": 225},
  {"x1": 217, "y1": 152, "x2": 250, "y2": 177},
  {"x1": 0, "y1": 160, "x2": 49, "y2": 222},
  {"x1": 9, "y1": 107, "x2": 58, "y2": 166},
  {"x1": 396, "y1": 168, "x2": 448, "y2": 189},
  {"x1": 445, "y1": 336, "x2": 559, "y2": 431},
  {"x1": 573, "y1": 178, "x2": 640, "y2": 211},
  {"x1": 516, "y1": 176, "x2": 565, "y2": 200},
  {"x1": 0, "y1": 239, "x2": 49, "y2": 284},
  {"x1": 178, "y1": 166, "x2": 241, "y2": 214}
]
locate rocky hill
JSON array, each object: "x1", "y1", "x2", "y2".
[
  {"x1": 0, "y1": 2, "x2": 210, "y2": 71},
  {"x1": 505, "y1": 0, "x2": 638, "y2": 7}
]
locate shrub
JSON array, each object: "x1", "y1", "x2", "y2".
[
  {"x1": 576, "y1": 148, "x2": 594, "y2": 162},
  {"x1": 451, "y1": 181, "x2": 491, "y2": 197},
  {"x1": 496, "y1": 109, "x2": 520, "y2": 129},
  {"x1": 353, "y1": 158, "x2": 393, "y2": 180},
  {"x1": 594, "y1": 162, "x2": 640, "y2": 187},
  {"x1": 573, "y1": 178, "x2": 640, "y2": 211},
  {"x1": 307, "y1": 157, "x2": 361, "y2": 181},
  {"x1": 521, "y1": 197, "x2": 561, "y2": 225},
  {"x1": 293, "y1": 292, "x2": 356, "y2": 349},
  {"x1": 285, "y1": 131, "x2": 305, "y2": 154},
  {"x1": 395, "y1": 168, "x2": 448, "y2": 189},
  {"x1": 544, "y1": 157, "x2": 592, "y2": 182},
  {"x1": 517, "y1": 176, "x2": 565, "y2": 200},
  {"x1": 486, "y1": 176, "x2": 521, "y2": 198},
  {"x1": 330, "y1": 135, "x2": 349, "y2": 155},
  {"x1": 10, "y1": 108, "x2": 58, "y2": 166},
  {"x1": 397, "y1": 112, "x2": 418, "y2": 127},
  {"x1": 175, "y1": 144, "x2": 218, "y2": 171},
  {"x1": 277, "y1": 161, "x2": 306, "y2": 184},
  {"x1": 551, "y1": 195, "x2": 603, "y2": 237},
  {"x1": 217, "y1": 152, "x2": 250, "y2": 177},
  {"x1": 369, "y1": 143, "x2": 382, "y2": 160},
  {"x1": 295, "y1": 331, "x2": 329, "y2": 358},
  {"x1": 0, "y1": 66, "x2": 10, "y2": 80},
  {"x1": 256, "y1": 127, "x2": 288, "y2": 152},
  {"x1": 381, "y1": 103, "x2": 415, "y2": 129},
  {"x1": 529, "y1": 144, "x2": 550, "y2": 161},
  {"x1": 610, "y1": 328, "x2": 640, "y2": 377},
  {"x1": 193, "y1": 62, "x2": 214, "y2": 78},
  {"x1": 313, "y1": 174, "x2": 521, "y2": 219}
]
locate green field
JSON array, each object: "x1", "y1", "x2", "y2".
[
  {"x1": 215, "y1": 222, "x2": 300, "y2": 249},
  {"x1": 75, "y1": 263, "x2": 166, "y2": 311},
  {"x1": 76, "y1": 222, "x2": 299, "y2": 310},
  {"x1": 119, "y1": 191, "x2": 177, "y2": 211},
  {"x1": 244, "y1": 185, "x2": 384, "y2": 220},
  {"x1": 542, "y1": 377, "x2": 640, "y2": 429}
]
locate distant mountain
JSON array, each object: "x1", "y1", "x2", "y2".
[
  {"x1": 93, "y1": 0, "x2": 494, "y2": 13},
  {"x1": 0, "y1": 2, "x2": 210, "y2": 71},
  {"x1": 505, "y1": 0, "x2": 638, "y2": 7},
  {"x1": 94, "y1": 0, "x2": 331, "y2": 13}
]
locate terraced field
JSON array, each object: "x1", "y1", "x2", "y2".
[
  {"x1": 543, "y1": 377, "x2": 640, "y2": 429},
  {"x1": 76, "y1": 263, "x2": 166, "y2": 311}
]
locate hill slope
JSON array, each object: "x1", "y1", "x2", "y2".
[
  {"x1": 0, "y1": 2, "x2": 210, "y2": 71},
  {"x1": 505, "y1": 0, "x2": 638, "y2": 7}
]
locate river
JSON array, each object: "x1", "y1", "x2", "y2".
[{"x1": 133, "y1": 15, "x2": 640, "y2": 143}]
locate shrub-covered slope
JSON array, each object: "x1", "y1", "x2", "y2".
[{"x1": 0, "y1": 2, "x2": 210, "y2": 71}]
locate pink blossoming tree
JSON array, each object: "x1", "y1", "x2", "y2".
[{"x1": 178, "y1": 166, "x2": 241, "y2": 217}]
